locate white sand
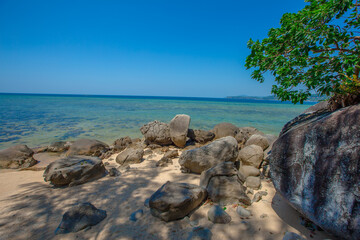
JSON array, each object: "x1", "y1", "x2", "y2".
[{"x1": 0, "y1": 149, "x2": 333, "y2": 240}]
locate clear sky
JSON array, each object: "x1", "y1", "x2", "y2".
[{"x1": 0, "y1": 0, "x2": 308, "y2": 98}]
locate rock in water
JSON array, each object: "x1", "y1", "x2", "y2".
[
  {"x1": 207, "y1": 205, "x2": 231, "y2": 224},
  {"x1": 47, "y1": 141, "x2": 70, "y2": 152},
  {"x1": 115, "y1": 148, "x2": 144, "y2": 166},
  {"x1": 200, "y1": 162, "x2": 250, "y2": 205},
  {"x1": 179, "y1": 136, "x2": 239, "y2": 174},
  {"x1": 212, "y1": 122, "x2": 239, "y2": 139},
  {"x1": 270, "y1": 104, "x2": 360, "y2": 240},
  {"x1": 149, "y1": 181, "x2": 207, "y2": 222},
  {"x1": 170, "y1": 114, "x2": 191, "y2": 147},
  {"x1": 140, "y1": 120, "x2": 172, "y2": 146},
  {"x1": 66, "y1": 139, "x2": 109, "y2": 157},
  {"x1": 55, "y1": 202, "x2": 106, "y2": 234},
  {"x1": 187, "y1": 129, "x2": 215, "y2": 144},
  {"x1": 0, "y1": 145, "x2": 37, "y2": 169},
  {"x1": 43, "y1": 156, "x2": 106, "y2": 187}
]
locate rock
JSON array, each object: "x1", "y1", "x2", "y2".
[
  {"x1": 66, "y1": 139, "x2": 109, "y2": 157},
  {"x1": 156, "y1": 157, "x2": 173, "y2": 167},
  {"x1": 144, "y1": 149, "x2": 153, "y2": 155},
  {"x1": 302, "y1": 101, "x2": 329, "y2": 114},
  {"x1": 270, "y1": 104, "x2": 360, "y2": 240},
  {"x1": 252, "y1": 192, "x2": 262, "y2": 203},
  {"x1": 236, "y1": 205, "x2": 251, "y2": 218},
  {"x1": 129, "y1": 209, "x2": 144, "y2": 222},
  {"x1": 187, "y1": 226, "x2": 212, "y2": 240},
  {"x1": 262, "y1": 165, "x2": 270, "y2": 178},
  {"x1": 245, "y1": 176, "x2": 261, "y2": 190},
  {"x1": 115, "y1": 148, "x2": 144, "y2": 166},
  {"x1": 188, "y1": 129, "x2": 215, "y2": 144},
  {"x1": 245, "y1": 134, "x2": 269, "y2": 150},
  {"x1": 140, "y1": 121, "x2": 172, "y2": 146},
  {"x1": 239, "y1": 165, "x2": 260, "y2": 179},
  {"x1": 163, "y1": 150, "x2": 179, "y2": 159},
  {"x1": 169, "y1": 114, "x2": 191, "y2": 147},
  {"x1": 179, "y1": 136, "x2": 239, "y2": 174},
  {"x1": 108, "y1": 167, "x2": 119, "y2": 177},
  {"x1": 55, "y1": 202, "x2": 106, "y2": 234},
  {"x1": 149, "y1": 181, "x2": 207, "y2": 222},
  {"x1": 47, "y1": 141, "x2": 70, "y2": 152},
  {"x1": 238, "y1": 145, "x2": 264, "y2": 168},
  {"x1": 235, "y1": 127, "x2": 264, "y2": 144},
  {"x1": 258, "y1": 191, "x2": 268, "y2": 196},
  {"x1": 282, "y1": 232, "x2": 306, "y2": 240},
  {"x1": 43, "y1": 156, "x2": 106, "y2": 187},
  {"x1": 147, "y1": 144, "x2": 162, "y2": 149},
  {"x1": 207, "y1": 205, "x2": 231, "y2": 224},
  {"x1": 212, "y1": 122, "x2": 239, "y2": 139},
  {"x1": 0, "y1": 145, "x2": 37, "y2": 169},
  {"x1": 200, "y1": 162, "x2": 250, "y2": 206},
  {"x1": 113, "y1": 136, "x2": 132, "y2": 151}
]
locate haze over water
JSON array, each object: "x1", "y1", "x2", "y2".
[{"x1": 0, "y1": 93, "x2": 311, "y2": 149}]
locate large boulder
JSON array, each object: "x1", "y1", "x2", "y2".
[
  {"x1": 43, "y1": 156, "x2": 106, "y2": 187},
  {"x1": 270, "y1": 104, "x2": 360, "y2": 240},
  {"x1": 238, "y1": 145, "x2": 264, "y2": 168},
  {"x1": 55, "y1": 202, "x2": 106, "y2": 234},
  {"x1": 113, "y1": 136, "x2": 132, "y2": 151},
  {"x1": 66, "y1": 139, "x2": 109, "y2": 157},
  {"x1": 245, "y1": 134, "x2": 269, "y2": 150},
  {"x1": 0, "y1": 145, "x2": 37, "y2": 169},
  {"x1": 200, "y1": 162, "x2": 250, "y2": 206},
  {"x1": 187, "y1": 129, "x2": 215, "y2": 144},
  {"x1": 212, "y1": 123, "x2": 239, "y2": 139},
  {"x1": 235, "y1": 127, "x2": 264, "y2": 144},
  {"x1": 140, "y1": 121, "x2": 172, "y2": 146},
  {"x1": 116, "y1": 148, "x2": 144, "y2": 166},
  {"x1": 169, "y1": 114, "x2": 191, "y2": 148},
  {"x1": 149, "y1": 181, "x2": 207, "y2": 222},
  {"x1": 179, "y1": 136, "x2": 239, "y2": 174}
]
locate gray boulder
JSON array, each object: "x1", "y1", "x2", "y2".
[
  {"x1": 113, "y1": 136, "x2": 132, "y2": 151},
  {"x1": 207, "y1": 205, "x2": 231, "y2": 224},
  {"x1": 245, "y1": 134, "x2": 269, "y2": 150},
  {"x1": 48, "y1": 141, "x2": 70, "y2": 152},
  {"x1": 0, "y1": 145, "x2": 37, "y2": 169},
  {"x1": 270, "y1": 104, "x2": 360, "y2": 240},
  {"x1": 212, "y1": 122, "x2": 239, "y2": 139},
  {"x1": 169, "y1": 114, "x2": 191, "y2": 147},
  {"x1": 140, "y1": 120, "x2": 172, "y2": 146},
  {"x1": 188, "y1": 129, "x2": 215, "y2": 144},
  {"x1": 179, "y1": 136, "x2": 239, "y2": 174},
  {"x1": 239, "y1": 165, "x2": 260, "y2": 179},
  {"x1": 235, "y1": 127, "x2": 264, "y2": 144},
  {"x1": 238, "y1": 145, "x2": 264, "y2": 168},
  {"x1": 66, "y1": 139, "x2": 109, "y2": 157},
  {"x1": 149, "y1": 181, "x2": 207, "y2": 222},
  {"x1": 245, "y1": 176, "x2": 261, "y2": 190},
  {"x1": 116, "y1": 148, "x2": 144, "y2": 166},
  {"x1": 55, "y1": 202, "x2": 106, "y2": 234},
  {"x1": 43, "y1": 156, "x2": 106, "y2": 187},
  {"x1": 200, "y1": 162, "x2": 250, "y2": 206}
]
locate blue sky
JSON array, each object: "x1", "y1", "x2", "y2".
[{"x1": 0, "y1": 0, "x2": 307, "y2": 98}]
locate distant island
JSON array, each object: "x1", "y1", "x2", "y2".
[{"x1": 226, "y1": 94, "x2": 326, "y2": 102}]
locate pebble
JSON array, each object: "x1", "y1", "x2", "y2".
[
  {"x1": 260, "y1": 214, "x2": 268, "y2": 218},
  {"x1": 252, "y1": 192, "x2": 262, "y2": 203},
  {"x1": 236, "y1": 206, "x2": 251, "y2": 218},
  {"x1": 108, "y1": 167, "x2": 119, "y2": 177},
  {"x1": 187, "y1": 226, "x2": 212, "y2": 240}
]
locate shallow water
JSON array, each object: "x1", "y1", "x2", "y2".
[{"x1": 0, "y1": 93, "x2": 312, "y2": 149}]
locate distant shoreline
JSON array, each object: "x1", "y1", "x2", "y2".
[{"x1": 0, "y1": 92, "x2": 317, "y2": 105}]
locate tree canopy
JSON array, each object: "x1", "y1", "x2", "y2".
[{"x1": 245, "y1": 0, "x2": 360, "y2": 105}]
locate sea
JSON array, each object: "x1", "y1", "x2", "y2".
[{"x1": 0, "y1": 93, "x2": 314, "y2": 150}]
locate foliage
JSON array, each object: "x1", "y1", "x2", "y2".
[{"x1": 245, "y1": 0, "x2": 360, "y2": 104}]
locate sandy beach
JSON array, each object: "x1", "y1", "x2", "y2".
[{"x1": 0, "y1": 149, "x2": 333, "y2": 240}]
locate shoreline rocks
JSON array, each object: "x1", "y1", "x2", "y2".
[
  {"x1": 0, "y1": 145, "x2": 37, "y2": 169},
  {"x1": 66, "y1": 139, "x2": 109, "y2": 157},
  {"x1": 169, "y1": 114, "x2": 191, "y2": 148}
]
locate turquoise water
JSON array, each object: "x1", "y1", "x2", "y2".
[{"x1": 0, "y1": 93, "x2": 312, "y2": 150}]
